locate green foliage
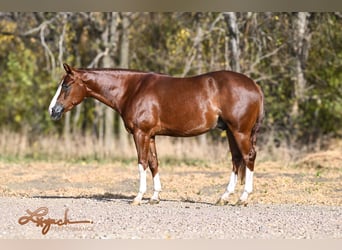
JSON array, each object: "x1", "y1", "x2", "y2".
[
  {"x1": 301, "y1": 13, "x2": 342, "y2": 143},
  {"x1": 1, "y1": 44, "x2": 35, "y2": 128}
]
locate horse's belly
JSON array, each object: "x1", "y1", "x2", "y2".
[{"x1": 158, "y1": 109, "x2": 218, "y2": 137}]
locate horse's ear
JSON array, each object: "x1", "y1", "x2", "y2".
[{"x1": 63, "y1": 63, "x2": 74, "y2": 75}]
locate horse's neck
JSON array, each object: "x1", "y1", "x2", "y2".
[{"x1": 84, "y1": 70, "x2": 140, "y2": 114}]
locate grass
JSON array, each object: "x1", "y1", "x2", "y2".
[
  {"x1": 1, "y1": 130, "x2": 341, "y2": 168},
  {"x1": 0, "y1": 130, "x2": 229, "y2": 164}
]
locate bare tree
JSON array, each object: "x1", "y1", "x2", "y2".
[
  {"x1": 291, "y1": 12, "x2": 311, "y2": 117},
  {"x1": 102, "y1": 13, "x2": 119, "y2": 152},
  {"x1": 117, "y1": 12, "x2": 131, "y2": 153},
  {"x1": 224, "y1": 12, "x2": 241, "y2": 72},
  {"x1": 181, "y1": 13, "x2": 205, "y2": 77}
]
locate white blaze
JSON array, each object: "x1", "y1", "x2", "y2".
[{"x1": 49, "y1": 83, "x2": 62, "y2": 115}]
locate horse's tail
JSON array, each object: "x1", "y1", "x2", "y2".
[
  {"x1": 251, "y1": 84, "x2": 264, "y2": 148},
  {"x1": 239, "y1": 83, "x2": 264, "y2": 184}
]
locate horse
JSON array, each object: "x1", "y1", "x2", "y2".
[{"x1": 49, "y1": 63, "x2": 264, "y2": 206}]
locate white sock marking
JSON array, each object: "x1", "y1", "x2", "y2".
[
  {"x1": 151, "y1": 173, "x2": 162, "y2": 200},
  {"x1": 151, "y1": 191, "x2": 159, "y2": 201},
  {"x1": 134, "y1": 164, "x2": 147, "y2": 203},
  {"x1": 138, "y1": 163, "x2": 147, "y2": 194},
  {"x1": 49, "y1": 83, "x2": 62, "y2": 115},
  {"x1": 240, "y1": 168, "x2": 254, "y2": 201},
  {"x1": 227, "y1": 171, "x2": 238, "y2": 193},
  {"x1": 153, "y1": 173, "x2": 162, "y2": 192},
  {"x1": 220, "y1": 171, "x2": 238, "y2": 201}
]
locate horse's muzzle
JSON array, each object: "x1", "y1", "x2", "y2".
[{"x1": 50, "y1": 103, "x2": 64, "y2": 121}]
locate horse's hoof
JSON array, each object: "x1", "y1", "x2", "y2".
[
  {"x1": 215, "y1": 198, "x2": 229, "y2": 206},
  {"x1": 131, "y1": 199, "x2": 142, "y2": 206},
  {"x1": 235, "y1": 199, "x2": 248, "y2": 207},
  {"x1": 149, "y1": 199, "x2": 160, "y2": 205}
]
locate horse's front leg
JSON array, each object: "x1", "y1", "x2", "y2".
[
  {"x1": 148, "y1": 137, "x2": 162, "y2": 204},
  {"x1": 132, "y1": 129, "x2": 150, "y2": 205}
]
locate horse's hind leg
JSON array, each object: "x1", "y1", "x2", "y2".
[
  {"x1": 233, "y1": 131, "x2": 257, "y2": 206},
  {"x1": 216, "y1": 129, "x2": 244, "y2": 205},
  {"x1": 148, "y1": 137, "x2": 162, "y2": 204}
]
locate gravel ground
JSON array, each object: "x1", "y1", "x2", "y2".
[{"x1": 0, "y1": 197, "x2": 340, "y2": 239}]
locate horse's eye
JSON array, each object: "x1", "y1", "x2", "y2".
[{"x1": 62, "y1": 82, "x2": 69, "y2": 90}]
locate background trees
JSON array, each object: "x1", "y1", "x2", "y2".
[{"x1": 0, "y1": 12, "x2": 341, "y2": 156}]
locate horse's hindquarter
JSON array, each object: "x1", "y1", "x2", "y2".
[{"x1": 216, "y1": 71, "x2": 263, "y2": 132}]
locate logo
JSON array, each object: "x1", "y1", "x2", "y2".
[{"x1": 18, "y1": 207, "x2": 93, "y2": 235}]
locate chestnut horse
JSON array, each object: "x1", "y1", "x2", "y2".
[{"x1": 49, "y1": 64, "x2": 264, "y2": 206}]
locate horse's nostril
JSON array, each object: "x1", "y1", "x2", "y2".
[
  {"x1": 50, "y1": 103, "x2": 64, "y2": 120},
  {"x1": 53, "y1": 104, "x2": 64, "y2": 114}
]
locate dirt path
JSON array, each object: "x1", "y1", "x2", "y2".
[{"x1": 1, "y1": 197, "x2": 341, "y2": 239}]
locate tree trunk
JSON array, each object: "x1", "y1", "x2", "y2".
[
  {"x1": 117, "y1": 13, "x2": 131, "y2": 154},
  {"x1": 103, "y1": 65, "x2": 115, "y2": 152},
  {"x1": 72, "y1": 55, "x2": 83, "y2": 135},
  {"x1": 288, "y1": 12, "x2": 312, "y2": 148},
  {"x1": 101, "y1": 12, "x2": 119, "y2": 153},
  {"x1": 291, "y1": 12, "x2": 311, "y2": 117},
  {"x1": 64, "y1": 112, "x2": 71, "y2": 142},
  {"x1": 224, "y1": 12, "x2": 241, "y2": 72},
  {"x1": 95, "y1": 100, "x2": 104, "y2": 149},
  {"x1": 181, "y1": 14, "x2": 204, "y2": 77},
  {"x1": 195, "y1": 22, "x2": 207, "y2": 147}
]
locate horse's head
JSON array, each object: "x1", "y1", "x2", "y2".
[{"x1": 49, "y1": 63, "x2": 87, "y2": 120}]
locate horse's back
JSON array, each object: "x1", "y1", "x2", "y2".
[
  {"x1": 140, "y1": 70, "x2": 262, "y2": 117},
  {"x1": 203, "y1": 70, "x2": 259, "y2": 92}
]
